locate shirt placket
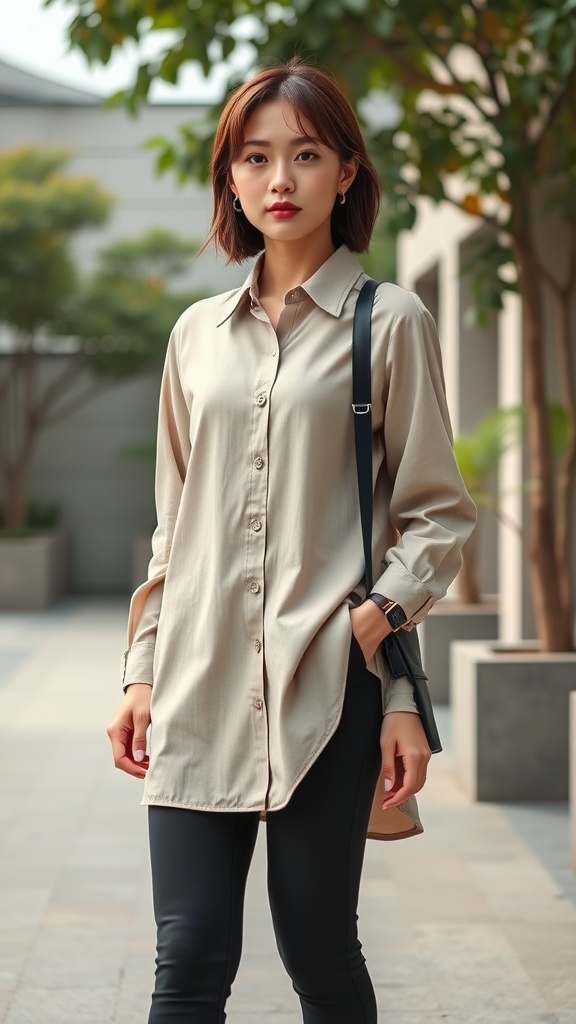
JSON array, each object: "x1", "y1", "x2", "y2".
[{"x1": 244, "y1": 305, "x2": 280, "y2": 802}]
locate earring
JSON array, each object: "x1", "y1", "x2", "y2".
[
  {"x1": 339, "y1": 191, "x2": 346, "y2": 205},
  {"x1": 233, "y1": 195, "x2": 242, "y2": 213}
]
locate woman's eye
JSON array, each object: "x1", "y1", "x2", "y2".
[
  {"x1": 247, "y1": 154, "x2": 267, "y2": 164},
  {"x1": 296, "y1": 151, "x2": 318, "y2": 162}
]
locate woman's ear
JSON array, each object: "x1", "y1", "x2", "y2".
[{"x1": 339, "y1": 157, "x2": 359, "y2": 194}]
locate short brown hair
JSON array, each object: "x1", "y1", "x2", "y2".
[{"x1": 206, "y1": 60, "x2": 380, "y2": 263}]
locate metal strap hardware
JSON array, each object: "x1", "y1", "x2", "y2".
[{"x1": 352, "y1": 403, "x2": 372, "y2": 415}]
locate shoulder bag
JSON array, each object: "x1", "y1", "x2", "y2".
[{"x1": 352, "y1": 277, "x2": 442, "y2": 840}]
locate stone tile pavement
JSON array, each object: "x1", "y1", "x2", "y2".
[{"x1": 0, "y1": 598, "x2": 575, "y2": 1023}]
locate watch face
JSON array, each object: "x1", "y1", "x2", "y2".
[{"x1": 387, "y1": 604, "x2": 407, "y2": 630}]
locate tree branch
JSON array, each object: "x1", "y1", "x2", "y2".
[
  {"x1": 339, "y1": 19, "x2": 465, "y2": 96},
  {"x1": 537, "y1": 225, "x2": 576, "y2": 297},
  {"x1": 408, "y1": 20, "x2": 493, "y2": 122},
  {"x1": 439, "y1": 191, "x2": 503, "y2": 231},
  {"x1": 33, "y1": 352, "x2": 87, "y2": 424},
  {"x1": 42, "y1": 381, "x2": 108, "y2": 426},
  {"x1": 533, "y1": 74, "x2": 575, "y2": 153}
]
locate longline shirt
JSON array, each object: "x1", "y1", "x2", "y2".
[{"x1": 121, "y1": 245, "x2": 476, "y2": 813}]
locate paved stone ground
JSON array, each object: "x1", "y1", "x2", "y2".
[{"x1": 0, "y1": 597, "x2": 575, "y2": 1024}]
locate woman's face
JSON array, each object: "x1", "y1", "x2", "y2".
[{"x1": 229, "y1": 99, "x2": 357, "y2": 250}]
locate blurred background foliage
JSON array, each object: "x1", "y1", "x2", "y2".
[{"x1": 0, "y1": 145, "x2": 204, "y2": 530}]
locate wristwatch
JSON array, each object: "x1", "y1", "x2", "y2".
[{"x1": 367, "y1": 593, "x2": 408, "y2": 632}]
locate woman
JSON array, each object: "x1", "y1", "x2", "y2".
[{"x1": 107, "y1": 60, "x2": 476, "y2": 1024}]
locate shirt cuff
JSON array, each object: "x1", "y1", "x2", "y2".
[
  {"x1": 372, "y1": 562, "x2": 435, "y2": 625},
  {"x1": 384, "y1": 674, "x2": 419, "y2": 714},
  {"x1": 121, "y1": 642, "x2": 156, "y2": 691}
]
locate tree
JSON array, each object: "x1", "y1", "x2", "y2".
[
  {"x1": 51, "y1": 0, "x2": 576, "y2": 650},
  {"x1": 0, "y1": 145, "x2": 202, "y2": 531}
]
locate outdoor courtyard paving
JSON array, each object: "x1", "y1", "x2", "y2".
[{"x1": 0, "y1": 598, "x2": 575, "y2": 1023}]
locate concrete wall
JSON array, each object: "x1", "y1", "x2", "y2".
[
  {"x1": 1, "y1": 100, "x2": 246, "y2": 592},
  {"x1": 2, "y1": 355, "x2": 160, "y2": 593}
]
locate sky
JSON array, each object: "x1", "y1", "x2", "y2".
[
  {"x1": 0, "y1": 0, "x2": 229, "y2": 101},
  {"x1": 0, "y1": 0, "x2": 397, "y2": 123}
]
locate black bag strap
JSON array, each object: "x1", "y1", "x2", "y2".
[
  {"x1": 352, "y1": 278, "x2": 379, "y2": 595},
  {"x1": 352, "y1": 277, "x2": 442, "y2": 754}
]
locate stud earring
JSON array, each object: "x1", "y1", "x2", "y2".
[
  {"x1": 233, "y1": 195, "x2": 242, "y2": 213},
  {"x1": 339, "y1": 191, "x2": 346, "y2": 205}
]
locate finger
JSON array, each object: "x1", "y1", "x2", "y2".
[
  {"x1": 380, "y1": 740, "x2": 398, "y2": 796},
  {"x1": 108, "y1": 723, "x2": 147, "y2": 778},
  {"x1": 381, "y1": 758, "x2": 430, "y2": 808},
  {"x1": 132, "y1": 708, "x2": 150, "y2": 764},
  {"x1": 115, "y1": 753, "x2": 148, "y2": 779},
  {"x1": 381, "y1": 755, "x2": 419, "y2": 808}
]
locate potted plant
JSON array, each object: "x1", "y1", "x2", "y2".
[{"x1": 0, "y1": 145, "x2": 201, "y2": 608}]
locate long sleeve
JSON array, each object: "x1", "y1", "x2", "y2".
[
  {"x1": 121, "y1": 324, "x2": 191, "y2": 690},
  {"x1": 372, "y1": 292, "x2": 477, "y2": 623}
]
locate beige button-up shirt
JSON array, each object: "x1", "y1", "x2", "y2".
[{"x1": 122, "y1": 245, "x2": 476, "y2": 813}]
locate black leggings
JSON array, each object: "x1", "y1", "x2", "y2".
[{"x1": 147, "y1": 636, "x2": 383, "y2": 1024}]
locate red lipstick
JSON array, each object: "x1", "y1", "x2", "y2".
[{"x1": 268, "y1": 201, "x2": 301, "y2": 219}]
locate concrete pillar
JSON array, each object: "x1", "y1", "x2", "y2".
[
  {"x1": 497, "y1": 290, "x2": 526, "y2": 642},
  {"x1": 438, "y1": 247, "x2": 461, "y2": 434}
]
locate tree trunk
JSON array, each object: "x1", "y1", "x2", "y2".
[
  {"x1": 513, "y1": 238, "x2": 574, "y2": 651},
  {"x1": 2, "y1": 454, "x2": 34, "y2": 531},
  {"x1": 1, "y1": 345, "x2": 38, "y2": 532}
]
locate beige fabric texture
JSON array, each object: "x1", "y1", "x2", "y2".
[{"x1": 121, "y1": 245, "x2": 476, "y2": 813}]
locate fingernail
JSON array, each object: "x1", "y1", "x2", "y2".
[
  {"x1": 384, "y1": 778, "x2": 393, "y2": 792},
  {"x1": 134, "y1": 749, "x2": 145, "y2": 762}
]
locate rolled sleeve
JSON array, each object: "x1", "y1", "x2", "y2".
[
  {"x1": 122, "y1": 643, "x2": 155, "y2": 690},
  {"x1": 383, "y1": 674, "x2": 418, "y2": 714}
]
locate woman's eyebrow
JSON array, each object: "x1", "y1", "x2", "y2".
[{"x1": 241, "y1": 135, "x2": 321, "y2": 148}]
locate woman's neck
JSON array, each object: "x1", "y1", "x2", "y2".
[{"x1": 257, "y1": 236, "x2": 336, "y2": 304}]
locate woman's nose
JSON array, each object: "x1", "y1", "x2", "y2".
[{"x1": 268, "y1": 163, "x2": 294, "y2": 193}]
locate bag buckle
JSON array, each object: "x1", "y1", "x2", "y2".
[{"x1": 352, "y1": 403, "x2": 371, "y2": 415}]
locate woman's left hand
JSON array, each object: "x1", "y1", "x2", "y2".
[
  {"x1": 379, "y1": 711, "x2": 431, "y2": 809},
  {"x1": 349, "y1": 599, "x2": 392, "y2": 664}
]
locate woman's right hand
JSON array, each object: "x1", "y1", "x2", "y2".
[{"x1": 106, "y1": 683, "x2": 152, "y2": 779}]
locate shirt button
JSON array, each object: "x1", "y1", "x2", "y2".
[
  {"x1": 253, "y1": 698, "x2": 263, "y2": 710},
  {"x1": 253, "y1": 639, "x2": 262, "y2": 653},
  {"x1": 255, "y1": 392, "x2": 267, "y2": 407},
  {"x1": 254, "y1": 456, "x2": 265, "y2": 470},
  {"x1": 248, "y1": 579, "x2": 261, "y2": 594},
  {"x1": 251, "y1": 519, "x2": 262, "y2": 532}
]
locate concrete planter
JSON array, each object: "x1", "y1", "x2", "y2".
[
  {"x1": 565, "y1": 692, "x2": 569, "y2": 868},
  {"x1": 419, "y1": 600, "x2": 499, "y2": 704},
  {"x1": 451, "y1": 640, "x2": 576, "y2": 801},
  {"x1": 0, "y1": 529, "x2": 68, "y2": 610},
  {"x1": 571, "y1": 692, "x2": 576, "y2": 873}
]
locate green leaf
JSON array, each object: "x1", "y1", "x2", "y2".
[
  {"x1": 528, "y1": 8, "x2": 558, "y2": 38},
  {"x1": 342, "y1": 0, "x2": 370, "y2": 13}
]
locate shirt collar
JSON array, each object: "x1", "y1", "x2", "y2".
[{"x1": 215, "y1": 246, "x2": 364, "y2": 327}]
